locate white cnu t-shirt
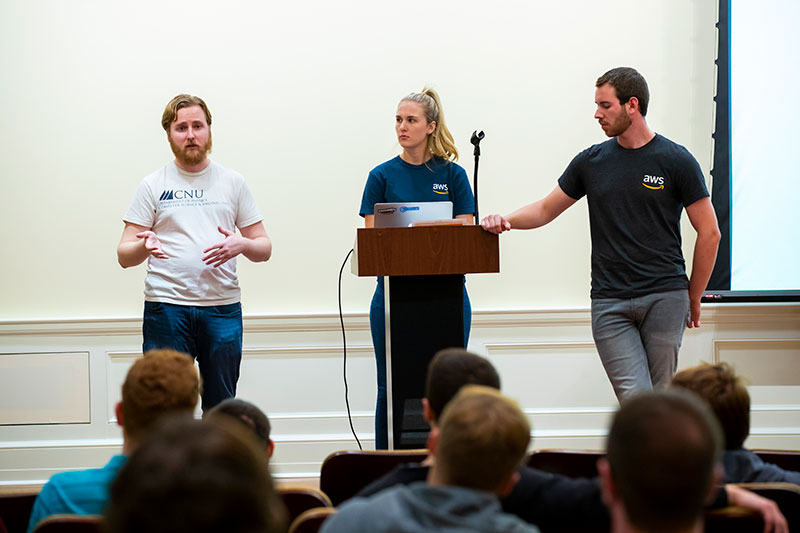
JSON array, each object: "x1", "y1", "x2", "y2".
[{"x1": 123, "y1": 160, "x2": 262, "y2": 305}]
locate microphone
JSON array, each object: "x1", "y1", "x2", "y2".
[
  {"x1": 471, "y1": 130, "x2": 485, "y2": 154},
  {"x1": 471, "y1": 131, "x2": 485, "y2": 222}
]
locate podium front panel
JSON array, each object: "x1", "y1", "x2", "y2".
[{"x1": 385, "y1": 274, "x2": 464, "y2": 449}]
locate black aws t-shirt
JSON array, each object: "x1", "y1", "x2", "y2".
[{"x1": 558, "y1": 134, "x2": 709, "y2": 299}]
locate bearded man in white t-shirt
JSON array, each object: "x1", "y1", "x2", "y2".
[{"x1": 117, "y1": 94, "x2": 271, "y2": 412}]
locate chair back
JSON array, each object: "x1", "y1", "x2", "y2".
[
  {"x1": 278, "y1": 487, "x2": 332, "y2": 525},
  {"x1": 0, "y1": 491, "x2": 38, "y2": 533},
  {"x1": 752, "y1": 449, "x2": 800, "y2": 473},
  {"x1": 288, "y1": 508, "x2": 336, "y2": 533},
  {"x1": 705, "y1": 506, "x2": 764, "y2": 533},
  {"x1": 32, "y1": 515, "x2": 101, "y2": 533},
  {"x1": 320, "y1": 449, "x2": 428, "y2": 506},
  {"x1": 527, "y1": 449, "x2": 603, "y2": 478},
  {"x1": 735, "y1": 482, "x2": 800, "y2": 529}
]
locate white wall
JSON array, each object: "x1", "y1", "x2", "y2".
[{"x1": 0, "y1": 0, "x2": 717, "y2": 319}]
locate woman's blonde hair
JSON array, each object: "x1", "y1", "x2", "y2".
[{"x1": 400, "y1": 87, "x2": 458, "y2": 162}]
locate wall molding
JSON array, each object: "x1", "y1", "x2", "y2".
[
  {"x1": 487, "y1": 341, "x2": 596, "y2": 351},
  {"x1": 1, "y1": 303, "x2": 796, "y2": 337}
]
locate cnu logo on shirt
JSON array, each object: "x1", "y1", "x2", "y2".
[
  {"x1": 642, "y1": 175, "x2": 664, "y2": 190},
  {"x1": 159, "y1": 189, "x2": 205, "y2": 201},
  {"x1": 432, "y1": 183, "x2": 449, "y2": 195}
]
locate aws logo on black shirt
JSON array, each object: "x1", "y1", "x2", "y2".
[{"x1": 642, "y1": 175, "x2": 665, "y2": 190}]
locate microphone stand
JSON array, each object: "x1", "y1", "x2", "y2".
[{"x1": 470, "y1": 130, "x2": 485, "y2": 223}]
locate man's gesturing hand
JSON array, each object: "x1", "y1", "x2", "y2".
[
  {"x1": 136, "y1": 231, "x2": 168, "y2": 259},
  {"x1": 203, "y1": 226, "x2": 246, "y2": 268}
]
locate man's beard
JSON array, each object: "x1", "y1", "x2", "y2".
[
  {"x1": 170, "y1": 132, "x2": 212, "y2": 166},
  {"x1": 605, "y1": 112, "x2": 632, "y2": 138}
]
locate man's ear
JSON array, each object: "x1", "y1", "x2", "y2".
[
  {"x1": 626, "y1": 96, "x2": 640, "y2": 116},
  {"x1": 267, "y1": 439, "x2": 275, "y2": 460},
  {"x1": 426, "y1": 425, "x2": 440, "y2": 454},
  {"x1": 422, "y1": 398, "x2": 435, "y2": 425},
  {"x1": 597, "y1": 457, "x2": 615, "y2": 507},
  {"x1": 496, "y1": 470, "x2": 520, "y2": 497},
  {"x1": 705, "y1": 464, "x2": 724, "y2": 504},
  {"x1": 114, "y1": 402, "x2": 124, "y2": 428}
]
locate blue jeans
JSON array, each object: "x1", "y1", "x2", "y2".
[
  {"x1": 591, "y1": 289, "x2": 689, "y2": 401},
  {"x1": 142, "y1": 301, "x2": 243, "y2": 412},
  {"x1": 369, "y1": 277, "x2": 471, "y2": 449}
]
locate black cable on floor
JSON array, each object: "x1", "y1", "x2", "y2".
[{"x1": 338, "y1": 248, "x2": 361, "y2": 450}]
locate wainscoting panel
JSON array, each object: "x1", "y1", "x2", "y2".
[
  {"x1": 0, "y1": 352, "x2": 90, "y2": 426},
  {"x1": 715, "y1": 339, "x2": 800, "y2": 385}
]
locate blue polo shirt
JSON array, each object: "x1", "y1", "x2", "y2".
[
  {"x1": 359, "y1": 156, "x2": 474, "y2": 217},
  {"x1": 27, "y1": 455, "x2": 127, "y2": 532}
]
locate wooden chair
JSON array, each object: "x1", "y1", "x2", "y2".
[
  {"x1": 527, "y1": 449, "x2": 603, "y2": 479},
  {"x1": 278, "y1": 487, "x2": 332, "y2": 525},
  {"x1": 0, "y1": 491, "x2": 38, "y2": 533},
  {"x1": 735, "y1": 482, "x2": 800, "y2": 529},
  {"x1": 319, "y1": 449, "x2": 428, "y2": 506},
  {"x1": 705, "y1": 506, "x2": 764, "y2": 533},
  {"x1": 32, "y1": 515, "x2": 102, "y2": 533},
  {"x1": 288, "y1": 507, "x2": 336, "y2": 533},
  {"x1": 752, "y1": 449, "x2": 800, "y2": 473}
]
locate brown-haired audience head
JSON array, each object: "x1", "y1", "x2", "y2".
[
  {"x1": 105, "y1": 416, "x2": 287, "y2": 533},
  {"x1": 425, "y1": 348, "x2": 500, "y2": 424},
  {"x1": 431, "y1": 385, "x2": 530, "y2": 494},
  {"x1": 595, "y1": 67, "x2": 650, "y2": 116},
  {"x1": 208, "y1": 398, "x2": 274, "y2": 459},
  {"x1": 671, "y1": 362, "x2": 750, "y2": 450},
  {"x1": 118, "y1": 349, "x2": 199, "y2": 450},
  {"x1": 598, "y1": 390, "x2": 723, "y2": 533}
]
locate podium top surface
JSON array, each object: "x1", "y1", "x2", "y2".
[{"x1": 353, "y1": 225, "x2": 499, "y2": 277}]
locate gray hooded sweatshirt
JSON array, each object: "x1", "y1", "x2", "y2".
[{"x1": 321, "y1": 481, "x2": 540, "y2": 533}]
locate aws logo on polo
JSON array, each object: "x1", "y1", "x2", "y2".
[
  {"x1": 432, "y1": 183, "x2": 449, "y2": 195},
  {"x1": 642, "y1": 175, "x2": 665, "y2": 190}
]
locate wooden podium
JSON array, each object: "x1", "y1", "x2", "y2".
[{"x1": 353, "y1": 225, "x2": 499, "y2": 448}]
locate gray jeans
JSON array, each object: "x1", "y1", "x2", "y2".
[{"x1": 591, "y1": 289, "x2": 690, "y2": 401}]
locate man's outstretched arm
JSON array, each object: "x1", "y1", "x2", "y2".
[{"x1": 481, "y1": 185, "x2": 576, "y2": 234}]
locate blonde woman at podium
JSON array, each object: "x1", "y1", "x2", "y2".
[{"x1": 359, "y1": 87, "x2": 475, "y2": 449}]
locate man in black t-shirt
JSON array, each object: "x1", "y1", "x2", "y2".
[{"x1": 482, "y1": 67, "x2": 721, "y2": 400}]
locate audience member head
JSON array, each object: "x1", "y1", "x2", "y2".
[
  {"x1": 598, "y1": 390, "x2": 723, "y2": 533},
  {"x1": 118, "y1": 349, "x2": 200, "y2": 452},
  {"x1": 595, "y1": 66, "x2": 650, "y2": 116},
  {"x1": 430, "y1": 385, "x2": 530, "y2": 495},
  {"x1": 208, "y1": 398, "x2": 274, "y2": 459},
  {"x1": 424, "y1": 348, "x2": 500, "y2": 424},
  {"x1": 671, "y1": 362, "x2": 750, "y2": 450},
  {"x1": 105, "y1": 416, "x2": 287, "y2": 533}
]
